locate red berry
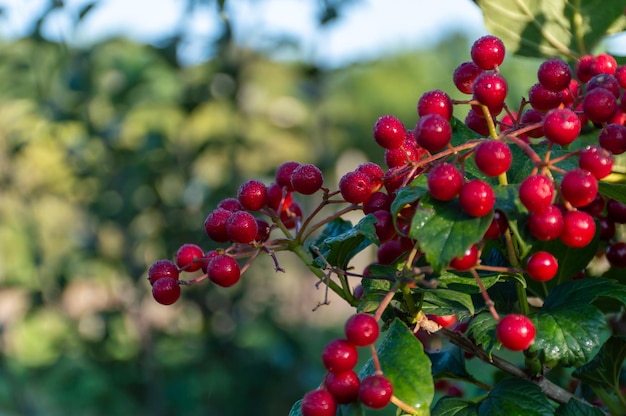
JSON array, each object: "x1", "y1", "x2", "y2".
[
  {"x1": 586, "y1": 74, "x2": 621, "y2": 98},
  {"x1": 526, "y1": 251, "x2": 558, "y2": 282},
  {"x1": 591, "y1": 53, "x2": 617, "y2": 75},
  {"x1": 542, "y1": 108, "x2": 581, "y2": 146},
  {"x1": 207, "y1": 254, "x2": 241, "y2": 287},
  {"x1": 356, "y1": 162, "x2": 384, "y2": 193},
  {"x1": 575, "y1": 55, "x2": 594, "y2": 83},
  {"x1": 528, "y1": 205, "x2": 564, "y2": 241},
  {"x1": 579, "y1": 146, "x2": 614, "y2": 179},
  {"x1": 427, "y1": 314, "x2": 458, "y2": 328},
  {"x1": 266, "y1": 182, "x2": 293, "y2": 212},
  {"x1": 373, "y1": 115, "x2": 406, "y2": 149},
  {"x1": 363, "y1": 191, "x2": 392, "y2": 215},
  {"x1": 473, "y1": 140, "x2": 512, "y2": 177},
  {"x1": 561, "y1": 79, "x2": 580, "y2": 106},
  {"x1": 300, "y1": 389, "x2": 337, "y2": 416},
  {"x1": 204, "y1": 208, "x2": 233, "y2": 243},
  {"x1": 291, "y1": 163, "x2": 324, "y2": 195},
  {"x1": 453, "y1": 61, "x2": 484, "y2": 94},
  {"x1": 152, "y1": 277, "x2": 181, "y2": 305},
  {"x1": 519, "y1": 108, "x2": 544, "y2": 138},
  {"x1": 175, "y1": 243, "x2": 204, "y2": 272},
  {"x1": 339, "y1": 171, "x2": 373, "y2": 204},
  {"x1": 148, "y1": 259, "x2": 179, "y2": 285},
  {"x1": 372, "y1": 210, "x2": 396, "y2": 242},
  {"x1": 560, "y1": 169, "x2": 598, "y2": 208},
  {"x1": 427, "y1": 163, "x2": 463, "y2": 201},
  {"x1": 496, "y1": 314, "x2": 536, "y2": 351},
  {"x1": 358, "y1": 374, "x2": 393, "y2": 409},
  {"x1": 450, "y1": 244, "x2": 478, "y2": 271},
  {"x1": 237, "y1": 179, "x2": 267, "y2": 211},
  {"x1": 519, "y1": 175, "x2": 554, "y2": 213},
  {"x1": 473, "y1": 72, "x2": 508, "y2": 109},
  {"x1": 345, "y1": 313, "x2": 379, "y2": 346},
  {"x1": 470, "y1": 35, "x2": 505, "y2": 70},
  {"x1": 324, "y1": 371, "x2": 360, "y2": 404},
  {"x1": 583, "y1": 88, "x2": 617, "y2": 124},
  {"x1": 200, "y1": 250, "x2": 220, "y2": 274},
  {"x1": 376, "y1": 239, "x2": 406, "y2": 265},
  {"x1": 459, "y1": 179, "x2": 495, "y2": 217},
  {"x1": 384, "y1": 135, "x2": 424, "y2": 168},
  {"x1": 606, "y1": 242, "x2": 626, "y2": 268},
  {"x1": 415, "y1": 114, "x2": 452, "y2": 153},
  {"x1": 418, "y1": 89, "x2": 453, "y2": 120},
  {"x1": 275, "y1": 161, "x2": 300, "y2": 191},
  {"x1": 484, "y1": 209, "x2": 508, "y2": 239},
  {"x1": 464, "y1": 109, "x2": 491, "y2": 136},
  {"x1": 280, "y1": 200, "x2": 303, "y2": 229},
  {"x1": 538, "y1": 58, "x2": 572, "y2": 92},
  {"x1": 599, "y1": 123, "x2": 626, "y2": 155},
  {"x1": 528, "y1": 82, "x2": 562, "y2": 111},
  {"x1": 322, "y1": 339, "x2": 358, "y2": 374},
  {"x1": 615, "y1": 65, "x2": 626, "y2": 88},
  {"x1": 217, "y1": 197, "x2": 243, "y2": 212},
  {"x1": 560, "y1": 210, "x2": 596, "y2": 248},
  {"x1": 580, "y1": 194, "x2": 605, "y2": 217},
  {"x1": 255, "y1": 217, "x2": 271, "y2": 242},
  {"x1": 226, "y1": 210, "x2": 258, "y2": 244}
]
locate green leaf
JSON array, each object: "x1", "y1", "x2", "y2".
[
  {"x1": 543, "y1": 278, "x2": 626, "y2": 309},
  {"x1": 312, "y1": 215, "x2": 377, "y2": 269},
  {"x1": 408, "y1": 193, "x2": 493, "y2": 272},
  {"x1": 599, "y1": 182, "x2": 626, "y2": 206},
  {"x1": 475, "y1": 0, "x2": 626, "y2": 58},
  {"x1": 360, "y1": 318, "x2": 434, "y2": 412},
  {"x1": 288, "y1": 399, "x2": 302, "y2": 416},
  {"x1": 466, "y1": 312, "x2": 499, "y2": 355},
  {"x1": 357, "y1": 275, "x2": 392, "y2": 313},
  {"x1": 338, "y1": 401, "x2": 366, "y2": 416},
  {"x1": 573, "y1": 336, "x2": 626, "y2": 390},
  {"x1": 555, "y1": 398, "x2": 607, "y2": 416},
  {"x1": 432, "y1": 396, "x2": 478, "y2": 416},
  {"x1": 478, "y1": 379, "x2": 554, "y2": 416}
]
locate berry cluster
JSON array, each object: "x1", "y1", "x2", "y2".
[
  {"x1": 146, "y1": 33, "x2": 626, "y2": 413},
  {"x1": 300, "y1": 313, "x2": 394, "y2": 415}
]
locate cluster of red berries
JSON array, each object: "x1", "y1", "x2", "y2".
[{"x1": 300, "y1": 313, "x2": 394, "y2": 415}]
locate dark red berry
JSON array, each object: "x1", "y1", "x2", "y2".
[
  {"x1": 204, "y1": 208, "x2": 232, "y2": 243},
  {"x1": 201, "y1": 250, "x2": 220, "y2": 274},
  {"x1": 528, "y1": 82, "x2": 562, "y2": 111},
  {"x1": 415, "y1": 114, "x2": 452, "y2": 153},
  {"x1": 372, "y1": 209, "x2": 396, "y2": 242},
  {"x1": 363, "y1": 191, "x2": 392, "y2": 215},
  {"x1": 496, "y1": 314, "x2": 536, "y2": 351},
  {"x1": 453, "y1": 61, "x2": 484, "y2": 94},
  {"x1": 526, "y1": 251, "x2": 558, "y2": 282},
  {"x1": 373, "y1": 115, "x2": 406, "y2": 149},
  {"x1": 450, "y1": 244, "x2": 479, "y2": 271},
  {"x1": 465, "y1": 109, "x2": 491, "y2": 136},
  {"x1": 470, "y1": 35, "x2": 505, "y2": 70},
  {"x1": 358, "y1": 374, "x2": 393, "y2": 409},
  {"x1": 560, "y1": 210, "x2": 596, "y2": 248},
  {"x1": 519, "y1": 109, "x2": 544, "y2": 138},
  {"x1": 615, "y1": 65, "x2": 626, "y2": 88},
  {"x1": 538, "y1": 58, "x2": 572, "y2": 92},
  {"x1": 459, "y1": 179, "x2": 495, "y2": 217},
  {"x1": 148, "y1": 259, "x2": 179, "y2": 285},
  {"x1": 175, "y1": 243, "x2": 204, "y2": 272},
  {"x1": 519, "y1": 175, "x2": 554, "y2": 213},
  {"x1": 291, "y1": 163, "x2": 324, "y2": 195},
  {"x1": 217, "y1": 197, "x2": 243, "y2": 212},
  {"x1": 560, "y1": 169, "x2": 598, "y2": 208},
  {"x1": 226, "y1": 210, "x2": 258, "y2": 243},
  {"x1": 599, "y1": 217, "x2": 616, "y2": 240},
  {"x1": 542, "y1": 108, "x2": 581, "y2": 146},
  {"x1": 418, "y1": 89, "x2": 453, "y2": 119},
  {"x1": 580, "y1": 194, "x2": 605, "y2": 217},
  {"x1": 575, "y1": 55, "x2": 594, "y2": 83},
  {"x1": 474, "y1": 140, "x2": 512, "y2": 177},
  {"x1": 607, "y1": 199, "x2": 626, "y2": 223},
  {"x1": 152, "y1": 277, "x2": 181, "y2": 305},
  {"x1": 484, "y1": 209, "x2": 508, "y2": 239},
  {"x1": 606, "y1": 242, "x2": 626, "y2": 268},
  {"x1": 345, "y1": 313, "x2": 379, "y2": 346},
  {"x1": 356, "y1": 162, "x2": 384, "y2": 193},
  {"x1": 427, "y1": 163, "x2": 463, "y2": 201},
  {"x1": 207, "y1": 254, "x2": 241, "y2": 287},
  {"x1": 384, "y1": 136, "x2": 424, "y2": 168},
  {"x1": 528, "y1": 205, "x2": 564, "y2": 241},
  {"x1": 275, "y1": 161, "x2": 300, "y2": 191},
  {"x1": 583, "y1": 87, "x2": 617, "y2": 124},
  {"x1": 599, "y1": 123, "x2": 626, "y2": 155},
  {"x1": 339, "y1": 171, "x2": 373, "y2": 204},
  {"x1": 376, "y1": 239, "x2": 406, "y2": 265},
  {"x1": 237, "y1": 179, "x2": 267, "y2": 211},
  {"x1": 324, "y1": 371, "x2": 360, "y2": 404},
  {"x1": 322, "y1": 339, "x2": 358, "y2": 374},
  {"x1": 579, "y1": 146, "x2": 614, "y2": 179},
  {"x1": 300, "y1": 389, "x2": 337, "y2": 416},
  {"x1": 586, "y1": 74, "x2": 621, "y2": 97}
]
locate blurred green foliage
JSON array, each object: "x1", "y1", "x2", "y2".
[{"x1": 0, "y1": 2, "x2": 544, "y2": 415}]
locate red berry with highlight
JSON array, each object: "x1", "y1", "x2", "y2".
[
  {"x1": 538, "y1": 58, "x2": 572, "y2": 92},
  {"x1": 322, "y1": 339, "x2": 358, "y2": 374},
  {"x1": 175, "y1": 243, "x2": 204, "y2": 272},
  {"x1": 599, "y1": 123, "x2": 626, "y2": 155},
  {"x1": 450, "y1": 244, "x2": 479, "y2": 271},
  {"x1": 579, "y1": 145, "x2": 614, "y2": 180},
  {"x1": 473, "y1": 72, "x2": 508, "y2": 108},
  {"x1": 373, "y1": 115, "x2": 406, "y2": 149},
  {"x1": 207, "y1": 254, "x2": 241, "y2": 287},
  {"x1": 152, "y1": 277, "x2": 181, "y2": 305},
  {"x1": 583, "y1": 87, "x2": 617, "y2": 124},
  {"x1": 453, "y1": 61, "x2": 483, "y2": 94},
  {"x1": 148, "y1": 259, "x2": 179, "y2": 285},
  {"x1": 528, "y1": 82, "x2": 562, "y2": 111},
  {"x1": 459, "y1": 179, "x2": 495, "y2": 217},
  {"x1": 526, "y1": 251, "x2": 558, "y2": 282},
  {"x1": 528, "y1": 205, "x2": 564, "y2": 241},
  {"x1": 415, "y1": 114, "x2": 452, "y2": 153},
  {"x1": 345, "y1": 313, "x2": 380, "y2": 346},
  {"x1": 300, "y1": 389, "x2": 337, "y2": 416},
  {"x1": 474, "y1": 140, "x2": 512, "y2": 177},
  {"x1": 339, "y1": 171, "x2": 373, "y2": 204},
  {"x1": 291, "y1": 163, "x2": 324, "y2": 195},
  {"x1": 237, "y1": 179, "x2": 267, "y2": 211},
  {"x1": 519, "y1": 175, "x2": 554, "y2": 213},
  {"x1": 543, "y1": 108, "x2": 581, "y2": 146},
  {"x1": 226, "y1": 210, "x2": 258, "y2": 243},
  {"x1": 275, "y1": 161, "x2": 300, "y2": 191},
  {"x1": 418, "y1": 89, "x2": 453, "y2": 119},
  {"x1": 204, "y1": 208, "x2": 233, "y2": 243},
  {"x1": 427, "y1": 163, "x2": 463, "y2": 201},
  {"x1": 324, "y1": 371, "x2": 360, "y2": 404},
  {"x1": 358, "y1": 374, "x2": 393, "y2": 409},
  {"x1": 471, "y1": 35, "x2": 505, "y2": 70},
  {"x1": 496, "y1": 314, "x2": 536, "y2": 351},
  {"x1": 560, "y1": 210, "x2": 596, "y2": 248},
  {"x1": 560, "y1": 169, "x2": 598, "y2": 208}
]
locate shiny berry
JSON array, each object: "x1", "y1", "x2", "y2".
[
  {"x1": 453, "y1": 61, "x2": 483, "y2": 94},
  {"x1": 496, "y1": 314, "x2": 536, "y2": 351},
  {"x1": 217, "y1": 197, "x2": 242, "y2": 212},
  {"x1": 427, "y1": 314, "x2": 458, "y2": 328},
  {"x1": 175, "y1": 243, "x2": 204, "y2": 272},
  {"x1": 526, "y1": 251, "x2": 558, "y2": 282},
  {"x1": 560, "y1": 210, "x2": 596, "y2": 248},
  {"x1": 591, "y1": 53, "x2": 617, "y2": 75},
  {"x1": 519, "y1": 175, "x2": 554, "y2": 213},
  {"x1": 291, "y1": 163, "x2": 324, "y2": 195},
  {"x1": 345, "y1": 313, "x2": 380, "y2": 346},
  {"x1": 427, "y1": 163, "x2": 463, "y2": 201},
  {"x1": 528, "y1": 82, "x2": 561, "y2": 111},
  {"x1": 450, "y1": 244, "x2": 479, "y2": 271},
  {"x1": 275, "y1": 161, "x2": 300, "y2": 191},
  {"x1": 538, "y1": 58, "x2": 572, "y2": 92},
  {"x1": 470, "y1": 35, "x2": 505, "y2": 70},
  {"x1": 484, "y1": 209, "x2": 508, "y2": 239},
  {"x1": 542, "y1": 108, "x2": 581, "y2": 146},
  {"x1": 339, "y1": 171, "x2": 373, "y2": 204},
  {"x1": 473, "y1": 72, "x2": 508, "y2": 109},
  {"x1": 418, "y1": 89, "x2": 453, "y2": 119},
  {"x1": 358, "y1": 374, "x2": 393, "y2": 409},
  {"x1": 583, "y1": 87, "x2": 617, "y2": 124},
  {"x1": 204, "y1": 208, "x2": 232, "y2": 243},
  {"x1": 414, "y1": 114, "x2": 452, "y2": 153},
  {"x1": 300, "y1": 389, "x2": 337, "y2": 416},
  {"x1": 579, "y1": 146, "x2": 614, "y2": 179},
  {"x1": 148, "y1": 259, "x2": 179, "y2": 285},
  {"x1": 356, "y1": 162, "x2": 384, "y2": 193},
  {"x1": 599, "y1": 123, "x2": 626, "y2": 155},
  {"x1": 474, "y1": 140, "x2": 512, "y2": 177},
  {"x1": 226, "y1": 210, "x2": 258, "y2": 243},
  {"x1": 459, "y1": 179, "x2": 495, "y2": 217},
  {"x1": 322, "y1": 339, "x2": 358, "y2": 374},
  {"x1": 237, "y1": 179, "x2": 267, "y2": 211},
  {"x1": 606, "y1": 242, "x2": 626, "y2": 268},
  {"x1": 324, "y1": 371, "x2": 360, "y2": 404},
  {"x1": 575, "y1": 55, "x2": 594, "y2": 83},
  {"x1": 560, "y1": 169, "x2": 598, "y2": 208},
  {"x1": 207, "y1": 254, "x2": 240, "y2": 287},
  {"x1": 152, "y1": 277, "x2": 181, "y2": 305},
  {"x1": 528, "y1": 205, "x2": 563, "y2": 241},
  {"x1": 373, "y1": 115, "x2": 406, "y2": 149}
]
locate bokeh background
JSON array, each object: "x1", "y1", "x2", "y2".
[{"x1": 0, "y1": 1, "x2": 623, "y2": 415}]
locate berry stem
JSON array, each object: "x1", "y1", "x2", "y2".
[
  {"x1": 390, "y1": 395, "x2": 419, "y2": 415},
  {"x1": 515, "y1": 278, "x2": 531, "y2": 316},
  {"x1": 469, "y1": 268, "x2": 499, "y2": 320}
]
